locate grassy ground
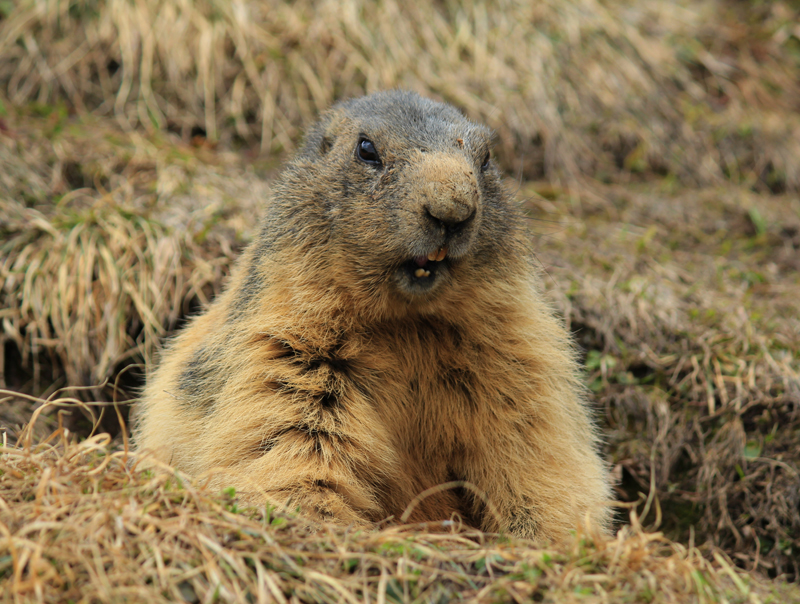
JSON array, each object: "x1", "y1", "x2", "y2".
[
  {"x1": 4, "y1": 418, "x2": 798, "y2": 604},
  {"x1": 1, "y1": 0, "x2": 800, "y2": 601}
]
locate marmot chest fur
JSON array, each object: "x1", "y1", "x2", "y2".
[{"x1": 135, "y1": 90, "x2": 611, "y2": 542}]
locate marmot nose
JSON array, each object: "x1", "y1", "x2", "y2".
[
  {"x1": 416, "y1": 153, "x2": 479, "y2": 237},
  {"x1": 425, "y1": 202, "x2": 476, "y2": 235}
]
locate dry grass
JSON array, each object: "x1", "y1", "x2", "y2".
[
  {"x1": 2, "y1": 129, "x2": 798, "y2": 594},
  {"x1": 1, "y1": 0, "x2": 799, "y2": 190},
  {"x1": 2, "y1": 404, "x2": 795, "y2": 604},
  {"x1": 0, "y1": 106, "x2": 271, "y2": 410},
  {"x1": 1, "y1": 0, "x2": 800, "y2": 599},
  {"x1": 524, "y1": 184, "x2": 800, "y2": 580}
]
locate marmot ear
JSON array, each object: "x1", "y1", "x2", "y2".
[{"x1": 298, "y1": 107, "x2": 346, "y2": 159}]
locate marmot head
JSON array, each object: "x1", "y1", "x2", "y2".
[{"x1": 272, "y1": 90, "x2": 517, "y2": 305}]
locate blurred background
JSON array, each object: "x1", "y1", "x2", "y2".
[{"x1": 1, "y1": 0, "x2": 799, "y2": 582}]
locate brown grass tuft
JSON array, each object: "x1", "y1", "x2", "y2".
[
  {"x1": 2, "y1": 401, "x2": 794, "y2": 604},
  {"x1": 0, "y1": 108, "x2": 270, "y2": 408}
]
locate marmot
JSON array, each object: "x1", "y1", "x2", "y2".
[{"x1": 135, "y1": 90, "x2": 612, "y2": 542}]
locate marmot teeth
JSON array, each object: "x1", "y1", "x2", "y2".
[
  {"x1": 426, "y1": 246, "x2": 449, "y2": 262},
  {"x1": 414, "y1": 268, "x2": 431, "y2": 278}
]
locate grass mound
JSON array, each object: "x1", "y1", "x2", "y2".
[
  {"x1": 2, "y1": 109, "x2": 799, "y2": 586},
  {"x1": 2, "y1": 0, "x2": 800, "y2": 597},
  {"x1": 2, "y1": 404, "x2": 793, "y2": 603}
]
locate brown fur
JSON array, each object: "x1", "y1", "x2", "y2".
[{"x1": 135, "y1": 91, "x2": 612, "y2": 542}]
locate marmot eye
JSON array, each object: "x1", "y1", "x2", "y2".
[
  {"x1": 480, "y1": 151, "x2": 491, "y2": 172},
  {"x1": 356, "y1": 138, "x2": 381, "y2": 166}
]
